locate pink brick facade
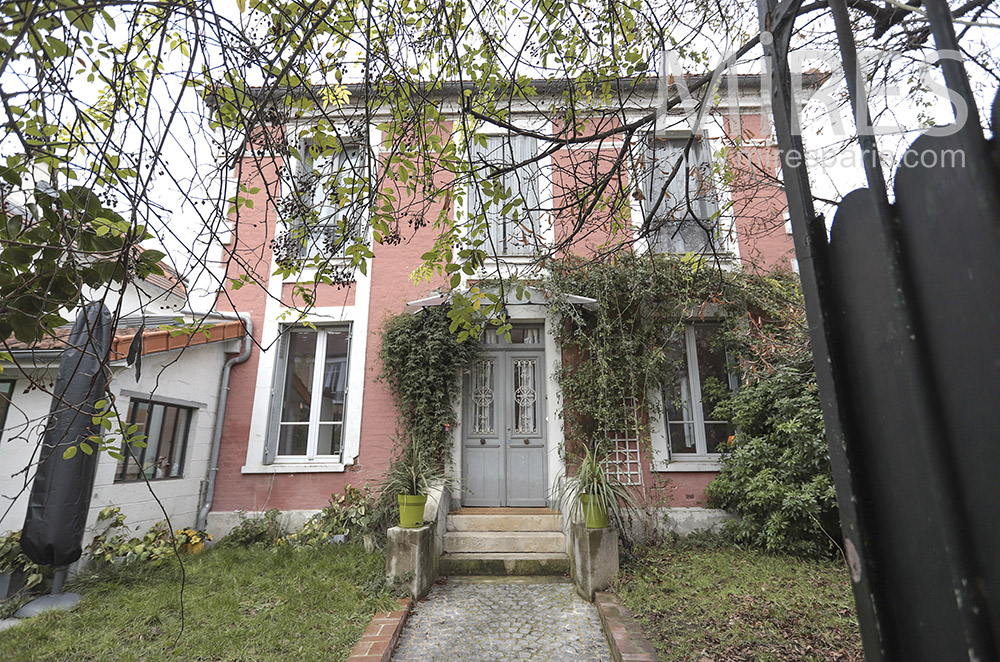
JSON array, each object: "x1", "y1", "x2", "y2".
[{"x1": 207, "y1": 89, "x2": 794, "y2": 523}]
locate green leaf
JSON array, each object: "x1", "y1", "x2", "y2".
[{"x1": 63, "y1": 446, "x2": 78, "y2": 460}]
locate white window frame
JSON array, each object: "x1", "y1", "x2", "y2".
[
  {"x1": 266, "y1": 325, "x2": 352, "y2": 464},
  {"x1": 0, "y1": 379, "x2": 13, "y2": 431},
  {"x1": 651, "y1": 322, "x2": 736, "y2": 471}
]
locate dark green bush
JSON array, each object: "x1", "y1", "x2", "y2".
[{"x1": 705, "y1": 276, "x2": 840, "y2": 558}]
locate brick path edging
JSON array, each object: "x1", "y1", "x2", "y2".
[
  {"x1": 594, "y1": 591, "x2": 658, "y2": 662},
  {"x1": 346, "y1": 597, "x2": 413, "y2": 662}
]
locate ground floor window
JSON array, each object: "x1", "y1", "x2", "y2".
[
  {"x1": 0, "y1": 380, "x2": 14, "y2": 431},
  {"x1": 663, "y1": 323, "x2": 735, "y2": 459},
  {"x1": 270, "y1": 326, "x2": 350, "y2": 461},
  {"x1": 115, "y1": 399, "x2": 192, "y2": 481}
]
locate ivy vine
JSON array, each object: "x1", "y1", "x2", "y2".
[
  {"x1": 369, "y1": 306, "x2": 480, "y2": 538},
  {"x1": 545, "y1": 252, "x2": 739, "y2": 447},
  {"x1": 544, "y1": 253, "x2": 836, "y2": 557},
  {"x1": 378, "y1": 305, "x2": 481, "y2": 464}
]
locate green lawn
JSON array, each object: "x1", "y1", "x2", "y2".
[
  {"x1": 0, "y1": 543, "x2": 397, "y2": 662},
  {"x1": 615, "y1": 538, "x2": 863, "y2": 662}
]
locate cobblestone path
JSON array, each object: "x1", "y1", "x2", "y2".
[{"x1": 391, "y1": 577, "x2": 612, "y2": 662}]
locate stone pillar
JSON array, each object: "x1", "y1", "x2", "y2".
[
  {"x1": 386, "y1": 525, "x2": 437, "y2": 600},
  {"x1": 569, "y1": 522, "x2": 619, "y2": 602}
]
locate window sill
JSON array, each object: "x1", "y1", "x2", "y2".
[
  {"x1": 655, "y1": 459, "x2": 722, "y2": 472},
  {"x1": 241, "y1": 462, "x2": 347, "y2": 474},
  {"x1": 113, "y1": 476, "x2": 186, "y2": 484},
  {"x1": 281, "y1": 262, "x2": 351, "y2": 283}
]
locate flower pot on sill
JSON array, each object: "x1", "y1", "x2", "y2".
[
  {"x1": 580, "y1": 494, "x2": 609, "y2": 529},
  {"x1": 398, "y1": 494, "x2": 428, "y2": 528}
]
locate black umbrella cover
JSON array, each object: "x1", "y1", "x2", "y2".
[{"x1": 21, "y1": 302, "x2": 113, "y2": 567}]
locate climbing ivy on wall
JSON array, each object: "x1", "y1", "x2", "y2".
[
  {"x1": 379, "y1": 305, "x2": 481, "y2": 463},
  {"x1": 367, "y1": 305, "x2": 480, "y2": 540},
  {"x1": 545, "y1": 252, "x2": 737, "y2": 445},
  {"x1": 545, "y1": 254, "x2": 838, "y2": 558}
]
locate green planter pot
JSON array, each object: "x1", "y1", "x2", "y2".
[
  {"x1": 580, "y1": 494, "x2": 609, "y2": 529},
  {"x1": 398, "y1": 494, "x2": 428, "y2": 528}
]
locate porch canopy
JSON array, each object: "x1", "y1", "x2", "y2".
[{"x1": 405, "y1": 285, "x2": 599, "y2": 314}]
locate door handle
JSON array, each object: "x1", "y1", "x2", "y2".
[
  {"x1": 523, "y1": 439, "x2": 530, "y2": 445},
  {"x1": 480, "y1": 439, "x2": 486, "y2": 445}
]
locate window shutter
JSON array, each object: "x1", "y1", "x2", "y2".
[
  {"x1": 263, "y1": 329, "x2": 289, "y2": 464},
  {"x1": 484, "y1": 136, "x2": 507, "y2": 250},
  {"x1": 512, "y1": 136, "x2": 540, "y2": 252},
  {"x1": 313, "y1": 147, "x2": 335, "y2": 225},
  {"x1": 648, "y1": 138, "x2": 716, "y2": 253},
  {"x1": 335, "y1": 147, "x2": 360, "y2": 252}
]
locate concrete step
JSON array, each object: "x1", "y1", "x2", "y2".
[
  {"x1": 443, "y1": 530, "x2": 566, "y2": 554},
  {"x1": 439, "y1": 553, "x2": 571, "y2": 576},
  {"x1": 446, "y1": 513, "x2": 563, "y2": 532}
]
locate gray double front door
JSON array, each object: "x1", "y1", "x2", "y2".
[{"x1": 462, "y1": 326, "x2": 547, "y2": 507}]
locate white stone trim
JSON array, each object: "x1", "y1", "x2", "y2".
[
  {"x1": 241, "y1": 463, "x2": 347, "y2": 474},
  {"x1": 240, "y1": 128, "x2": 378, "y2": 473}
]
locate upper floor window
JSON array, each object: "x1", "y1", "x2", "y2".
[
  {"x1": 470, "y1": 134, "x2": 541, "y2": 256},
  {"x1": 268, "y1": 326, "x2": 350, "y2": 462},
  {"x1": 276, "y1": 141, "x2": 361, "y2": 265},
  {"x1": 663, "y1": 323, "x2": 735, "y2": 459},
  {"x1": 115, "y1": 399, "x2": 193, "y2": 482},
  {"x1": 644, "y1": 137, "x2": 718, "y2": 254}
]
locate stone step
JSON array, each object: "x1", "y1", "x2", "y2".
[
  {"x1": 439, "y1": 553, "x2": 571, "y2": 576},
  {"x1": 443, "y1": 530, "x2": 566, "y2": 554},
  {"x1": 446, "y1": 513, "x2": 563, "y2": 532}
]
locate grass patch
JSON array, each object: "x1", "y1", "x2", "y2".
[
  {"x1": 0, "y1": 543, "x2": 398, "y2": 662},
  {"x1": 615, "y1": 536, "x2": 863, "y2": 662}
]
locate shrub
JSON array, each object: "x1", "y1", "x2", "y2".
[
  {"x1": 86, "y1": 508, "x2": 211, "y2": 565},
  {"x1": 0, "y1": 530, "x2": 46, "y2": 591},
  {"x1": 219, "y1": 509, "x2": 286, "y2": 548},
  {"x1": 86, "y1": 508, "x2": 176, "y2": 566},
  {"x1": 281, "y1": 485, "x2": 376, "y2": 548},
  {"x1": 1, "y1": 529, "x2": 50, "y2": 616},
  {"x1": 705, "y1": 276, "x2": 841, "y2": 558}
]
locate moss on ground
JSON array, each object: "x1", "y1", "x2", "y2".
[{"x1": 614, "y1": 537, "x2": 863, "y2": 662}]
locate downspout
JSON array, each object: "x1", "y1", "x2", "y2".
[{"x1": 197, "y1": 313, "x2": 252, "y2": 531}]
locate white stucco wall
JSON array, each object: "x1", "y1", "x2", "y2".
[
  {"x1": 0, "y1": 342, "x2": 230, "y2": 551},
  {"x1": 0, "y1": 375, "x2": 55, "y2": 532}
]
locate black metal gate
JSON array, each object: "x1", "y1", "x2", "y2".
[{"x1": 756, "y1": 0, "x2": 1000, "y2": 659}]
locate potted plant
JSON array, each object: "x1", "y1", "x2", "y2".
[
  {"x1": 378, "y1": 441, "x2": 440, "y2": 528},
  {"x1": 558, "y1": 444, "x2": 638, "y2": 529}
]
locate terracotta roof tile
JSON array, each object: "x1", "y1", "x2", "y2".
[{"x1": 4, "y1": 320, "x2": 245, "y2": 360}]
